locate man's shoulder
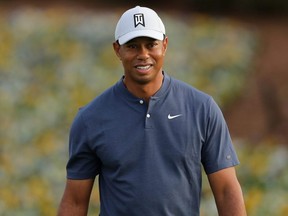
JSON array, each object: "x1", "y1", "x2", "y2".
[
  {"x1": 170, "y1": 76, "x2": 211, "y2": 102},
  {"x1": 78, "y1": 83, "x2": 118, "y2": 116}
]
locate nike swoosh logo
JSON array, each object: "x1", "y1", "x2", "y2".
[{"x1": 168, "y1": 114, "x2": 182, "y2": 120}]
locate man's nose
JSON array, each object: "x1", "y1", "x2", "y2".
[{"x1": 137, "y1": 46, "x2": 149, "y2": 60}]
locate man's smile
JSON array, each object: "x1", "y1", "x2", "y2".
[{"x1": 135, "y1": 64, "x2": 152, "y2": 72}]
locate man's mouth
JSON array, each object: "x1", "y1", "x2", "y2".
[{"x1": 135, "y1": 65, "x2": 152, "y2": 71}]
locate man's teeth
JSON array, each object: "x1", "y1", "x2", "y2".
[{"x1": 137, "y1": 65, "x2": 150, "y2": 70}]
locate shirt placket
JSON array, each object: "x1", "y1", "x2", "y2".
[{"x1": 145, "y1": 98, "x2": 158, "y2": 129}]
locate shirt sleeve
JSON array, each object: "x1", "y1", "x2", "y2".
[
  {"x1": 201, "y1": 97, "x2": 239, "y2": 175},
  {"x1": 66, "y1": 111, "x2": 101, "y2": 179}
]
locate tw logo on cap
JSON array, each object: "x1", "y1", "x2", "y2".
[{"x1": 134, "y1": 13, "x2": 145, "y2": 27}]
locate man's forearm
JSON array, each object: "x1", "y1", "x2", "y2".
[
  {"x1": 215, "y1": 183, "x2": 247, "y2": 216},
  {"x1": 57, "y1": 199, "x2": 89, "y2": 216}
]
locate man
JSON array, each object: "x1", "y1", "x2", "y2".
[{"x1": 58, "y1": 6, "x2": 246, "y2": 216}]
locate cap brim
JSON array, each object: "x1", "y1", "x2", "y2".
[{"x1": 118, "y1": 30, "x2": 164, "y2": 45}]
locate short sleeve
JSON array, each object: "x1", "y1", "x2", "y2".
[
  {"x1": 66, "y1": 111, "x2": 101, "y2": 179},
  {"x1": 201, "y1": 97, "x2": 239, "y2": 174}
]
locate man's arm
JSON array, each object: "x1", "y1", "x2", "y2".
[
  {"x1": 57, "y1": 179, "x2": 95, "y2": 216},
  {"x1": 208, "y1": 167, "x2": 247, "y2": 216}
]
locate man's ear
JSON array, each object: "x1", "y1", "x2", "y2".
[
  {"x1": 162, "y1": 36, "x2": 168, "y2": 56},
  {"x1": 113, "y1": 41, "x2": 121, "y2": 60}
]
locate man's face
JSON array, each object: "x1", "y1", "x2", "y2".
[{"x1": 113, "y1": 36, "x2": 168, "y2": 86}]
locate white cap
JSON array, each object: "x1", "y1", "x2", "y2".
[{"x1": 115, "y1": 6, "x2": 165, "y2": 45}]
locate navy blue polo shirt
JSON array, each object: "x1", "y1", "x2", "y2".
[{"x1": 66, "y1": 73, "x2": 239, "y2": 216}]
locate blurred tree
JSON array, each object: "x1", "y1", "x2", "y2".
[{"x1": 1, "y1": 0, "x2": 288, "y2": 14}]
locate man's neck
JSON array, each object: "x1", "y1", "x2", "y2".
[{"x1": 123, "y1": 73, "x2": 164, "y2": 102}]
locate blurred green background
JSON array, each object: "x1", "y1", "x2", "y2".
[{"x1": 0, "y1": 2, "x2": 288, "y2": 216}]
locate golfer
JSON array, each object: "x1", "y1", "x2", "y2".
[{"x1": 58, "y1": 6, "x2": 247, "y2": 216}]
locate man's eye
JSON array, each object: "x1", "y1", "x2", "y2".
[
  {"x1": 127, "y1": 44, "x2": 137, "y2": 49},
  {"x1": 148, "y1": 43, "x2": 158, "y2": 48}
]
